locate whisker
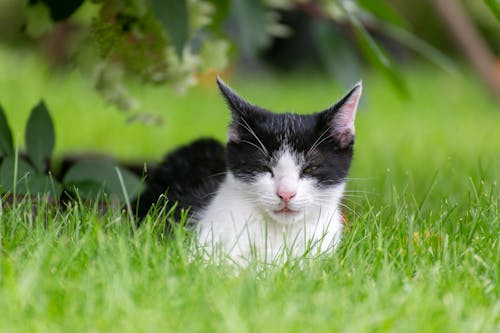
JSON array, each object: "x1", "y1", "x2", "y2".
[
  {"x1": 237, "y1": 118, "x2": 269, "y2": 156},
  {"x1": 240, "y1": 139, "x2": 268, "y2": 156},
  {"x1": 343, "y1": 189, "x2": 372, "y2": 192},
  {"x1": 306, "y1": 127, "x2": 331, "y2": 156},
  {"x1": 209, "y1": 171, "x2": 230, "y2": 178},
  {"x1": 342, "y1": 194, "x2": 366, "y2": 199},
  {"x1": 340, "y1": 199, "x2": 362, "y2": 207},
  {"x1": 337, "y1": 202, "x2": 358, "y2": 215}
]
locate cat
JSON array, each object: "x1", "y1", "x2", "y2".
[{"x1": 135, "y1": 77, "x2": 362, "y2": 264}]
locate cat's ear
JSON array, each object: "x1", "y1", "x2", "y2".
[
  {"x1": 217, "y1": 76, "x2": 254, "y2": 142},
  {"x1": 216, "y1": 76, "x2": 254, "y2": 115},
  {"x1": 322, "y1": 81, "x2": 362, "y2": 149}
]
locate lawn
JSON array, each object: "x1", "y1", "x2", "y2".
[{"x1": 1, "y1": 46, "x2": 500, "y2": 332}]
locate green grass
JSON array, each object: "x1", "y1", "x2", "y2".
[{"x1": 1, "y1": 46, "x2": 500, "y2": 332}]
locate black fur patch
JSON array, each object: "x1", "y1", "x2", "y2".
[{"x1": 134, "y1": 138, "x2": 226, "y2": 222}]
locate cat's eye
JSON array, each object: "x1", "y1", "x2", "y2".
[
  {"x1": 258, "y1": 165, "x2": 273, "y2": 175},
  {"x1": 302, "y1": 165, "x2": 317, "y2": 175}
]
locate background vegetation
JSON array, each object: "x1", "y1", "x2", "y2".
[{"x1": 0, "y1": 0, "x2": 499, "y2": 332}]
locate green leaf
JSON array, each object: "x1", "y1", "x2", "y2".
[
  {"x1": 25, "y1": 100, "x2": 55, "y2": 173},
  {"x1": 231, "y1": 0, "x2": 270, "y2": 56},
  {"x1": 341, "y1": 3, "x2": 409, "y2": 98},
  {"x1": 25, "y1": 173, "x2": 62, "y2": 198},
  {"x1": 206, "y1": 0, "x2": 230, "y2": 31},
  {"x1": 63, "y1": 160, "x2": 144, "y2": 202},
  {"x1": 378, "y1": 22, "x2": 458, "y2": 76},
  {"x1": 24, "y1": 1, "x2": 53, "y2": 38},
  {"x1": 484, "y1": 0, "x2": 500, "y2": 21},
  {"x1": 0, "y1": 104, "x2": 14, "y2": 157},
  {"x1": 150, "y1": 0, "x2": 189, "y2": 57},
  {"x1": 357, "y1": 0, "x2": 408, "y2": 28},
  {"x1": 311, "y1": 21, "x2": 361, "y2": 85},
  {"x1": 0, "y1": 156, "x2": 34, "y2": 194},
  {"x1": 64, "y1": 180, "x2": 108, "y2": 200},
  {"x1": 0, "y1": 156, "x2": 61, "y2": 197}
]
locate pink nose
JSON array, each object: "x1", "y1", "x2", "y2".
[{"x1": 277, "y1": 190, "x2": 296, "y2": 203}]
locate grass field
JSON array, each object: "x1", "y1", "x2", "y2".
[{"x1": 1, "y1": 46, "x2": 500, "y2": 332}]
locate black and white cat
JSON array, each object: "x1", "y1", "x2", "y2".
[{"x1": 136, "y1": 77, "x2": 362, "y2": 263}]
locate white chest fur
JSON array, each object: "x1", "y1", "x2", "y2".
[{"x1": 196, "y1": 174, "x2": 344, "y2": 264}]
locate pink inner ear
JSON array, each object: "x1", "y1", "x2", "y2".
[
  {"x1": 334, "y1": 85, "x2": 361, "y2": 134},
  {"x1": 330, "y1": 83, "x2": 362, "y2": 148}
]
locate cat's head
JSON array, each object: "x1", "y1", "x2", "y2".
[{"x1": 217, "y1": 77, "x2": 361, "y2": 225}]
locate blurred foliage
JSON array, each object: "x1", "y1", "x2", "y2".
[
  {"x1": 0, "y1": 0, "x2": 497, "y2": 110},
  {"x1": 388, "y1": 0, "x2": 500, "y2": 54},
  {"x1": 483, "y1": 0, "x2": 500, "y2": 21},
  {"x1": 0, "y1": 102, "x2": 143, "y2": 203},
  {"x1": 468, "y1": 0, "x2": 500, "y2": 52},
  {"x1": 1, "y1": 0, "x2": 497, "y2": 207}
]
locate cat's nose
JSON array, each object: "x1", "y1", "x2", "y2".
[{"x1": 277, "y1": 190, "x2": 296, "y2": 203}]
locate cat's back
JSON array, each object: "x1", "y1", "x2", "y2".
[{"x1": 135, "y1": 138, "x2": 226, "y2": 220}]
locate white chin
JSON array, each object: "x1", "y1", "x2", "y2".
[{"x1": 268, "y1": 208, "x2": 304, "y2": 225}]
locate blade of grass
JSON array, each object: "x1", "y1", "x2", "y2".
[{"x1": 116, "y1": 166, "x2": 135, "y2": 228}]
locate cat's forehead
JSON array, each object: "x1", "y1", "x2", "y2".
[
  {"x1": 270, "y1": 144, "x2": 306, "y2": 166},
  {"x1": 266, "y1": 113, "x2": 311, "y2": 131},
  {"x1": 252, "y1": 112, "x2": 319, "y2": 152}
]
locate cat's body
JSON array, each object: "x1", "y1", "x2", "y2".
[
  {"x1": 136, "y1": 78, "x2": 362, "y2": 263},
  {"x1": 135, "y1": 138, "x2": 226, "y2": 221}
]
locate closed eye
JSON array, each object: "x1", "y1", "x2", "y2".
[
  {"x1": 302, "y1": 165, "x2": 317, "y2": 175},
  {"x1": 258, "y1": 164, "x2": 274, "y2": 176}
]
